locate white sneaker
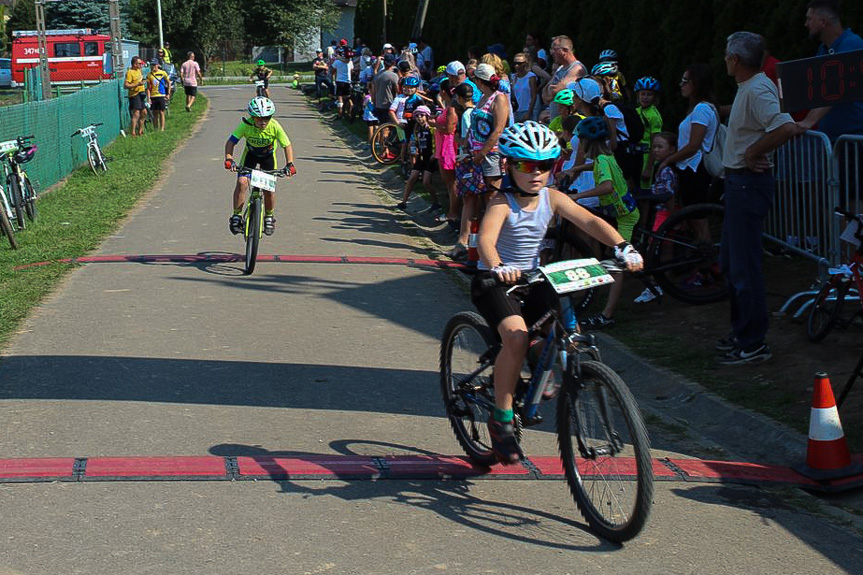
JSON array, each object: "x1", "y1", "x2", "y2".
[{"x1": 634, "y1": 286, "x2": 662, "y2": 303}]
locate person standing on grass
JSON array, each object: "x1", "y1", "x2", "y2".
[
  {"x1": 124, "y1": 56, "x2": 147, "y2": 136},
  {"x1": 715, "y1": 32, "x2": 800, "y2": 366},
  {"x1": 146, "y1": 59, "x2": 172, "y2": 132},
  {"x1": 180, "y1": 51, "x2": 203, "y2": 112}
]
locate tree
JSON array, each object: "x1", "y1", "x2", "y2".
[
  {"x1": 5, "y1": 0, "x2": 36, "y2": 48},
  {"x1": 44, "y1": 0, "x2": 130, "y2": 35}
]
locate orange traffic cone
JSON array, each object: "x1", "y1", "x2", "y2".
[
  {"x1": 467, "y1": 218, "x2": 479, "y2": 267},
  {"x1": 795, "y1": 372, "x2": 863, "y2": 480}
]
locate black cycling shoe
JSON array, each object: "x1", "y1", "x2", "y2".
[
  {"x1": 229, "y1": 214, "x2": 243, "y2": 235},
  {"x1": 487, "y1": 419, "x2": 523, "y2": 465}
]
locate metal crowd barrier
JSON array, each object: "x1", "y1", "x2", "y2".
[{"x1": 771, "y1": 131, "x2": 863, "y2": 318}]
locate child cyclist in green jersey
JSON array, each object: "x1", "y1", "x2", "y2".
[
  {"x1": 634, "y1": 76, "x2": 663, "y2": 190},
  {"x1": 224, "y1": 97, "x2": 296, "y2": 236},
  {"x1": 250, "y1": 59, "x2": 273, "y2": 98}
]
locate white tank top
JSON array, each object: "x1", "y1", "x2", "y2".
[{"x1": 480, "y1": 188, "x2": 554, "y2": 272}]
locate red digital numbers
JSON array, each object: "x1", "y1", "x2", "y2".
[{"x1": 820, "y1": 59, "x2": 845, "y2": 101}]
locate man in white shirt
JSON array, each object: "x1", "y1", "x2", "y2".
[
  {"x1": 330, "y1": 49, "x2": 354, "y2": 119},
  {"x1": 716, "y1": 31, "x2": 800, "y2": 365}
]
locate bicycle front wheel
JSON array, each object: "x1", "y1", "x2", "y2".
[
  {"x1": 22, "y1": 176, "x2": 37, "y2": 222},
  {"x1": 244, "y1": 198, "x2": 262, "y2": 275},
  {"x1": 440, "y1": 311, "x2": 498, "y2": 466},
  {"x1": 0, "y1": 202, "x2": 17, "y2": 249},
  {"x1": 87, "y1": 145, "x2": 101, "y2": 175},
  {"x1": 371, "y1": 123, "x2": 402, "y2": 165},
  {"x1": 6, "y1": 175, "x2": 25, "y2": 229},
  {"x1": 557, "y1": 360, "x2": 653, "y2": 542},
  {"x1": 649, "y1": 203, "x2": 727, "y2": 305},
  {"x1": 806, "y1": 279, "x2": 848, "y2": 342}
]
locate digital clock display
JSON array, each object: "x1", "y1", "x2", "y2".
[{"x1": 777, "y1": 49, "x2": 863, "y2": 113}]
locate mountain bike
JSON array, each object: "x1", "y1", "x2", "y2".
[
  {"x1": 807, "y1": 208, "x2": 863, "y2": 342},
  {"x1": 234, "y1": 166, "x2": 286, "y2": 275},
  {"x1": 71, "y1": 123, "x2": 109, "y2": 175},
  {"x1": 548, "y1": 199, "x2": 726, "y2": 313},
  {"x1": 0, "y1": 178, "x2": 18, "y2": 249},
  {"x1": 440, "y1": 259, "x2": 653, "y2": 542},
  {"x1": 0, "y1": 136, "x2": 38, "y2": 229}
]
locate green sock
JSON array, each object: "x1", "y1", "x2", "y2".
[
  {"x1": 494, "y1": 408, "x2": 513, "y2": 423},
  {"x1": 232, "y1": 207, "x2": 242, "y2": 215},
  {"x1": 265, "y1": 210, "x2": 274, "y2": 216}
]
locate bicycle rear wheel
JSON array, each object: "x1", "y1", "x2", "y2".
[
  {"x1": 557, "y1": 360, "x2": 653, "y2": 542},
  {"x1": 6, "y1": 175, "x2": 25, "y2": 229},
  {"x1": 22, "y1": 176, "x2": 37, "y2": 222},
  {"x1": 371, "y1": 124, "x2": 402, "y2": 165},
  {"x1": 244, "y1": 197, "x2": 262, "y2": 275},
  {"x1": 440, "y1": 311, "x2": 498, "y2": 466},
  {"x1": 0, "y1": 202, "x2": 17, "y2": 249},
  {"x1": 649, "y1": 203, "x2": 727, "y2": 305},
  {"x1": 806, "y1": 279, "x2": 848, "y2": 342},
  {"x1": 87, "y1": 145, "x2": 101, "y2": 175}
]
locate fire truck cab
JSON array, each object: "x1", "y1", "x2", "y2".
[{"x1": 11, "y1": 29, "x2": 112, "y2": 87}]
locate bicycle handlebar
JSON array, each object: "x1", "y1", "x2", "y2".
[
  {"x1": 478, "y1": 260, "x2": 622, "y2": 292},
  {"x1": 233, "y1": 166, "x2": 287, "y2": 177},
  {"x1": 70, "y1": 123, "x2": 103, "y2": 137}
]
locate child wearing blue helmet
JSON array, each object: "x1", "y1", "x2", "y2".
[{"x1": 472, "y1": 120, "x2": 643, "y2": 464}]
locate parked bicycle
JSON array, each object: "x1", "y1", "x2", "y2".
[
  {"x1": 807, "y1": 208, "x2": 863, "y2": 342},
  {"x1": 0, "y1": 173, "x2": 18, "y2": 249},
  {"x1": 547, "y1": 198, "x2": 726, "y2": 315},
  {"x1": 232, "y1": 166, "x2": 287, "y2": 275},
  {"x1": 0, "y1": 136, "x2": 38, "y2": 230},
  {"x1": 370, "y1": 122, "x2": 412, "y2": 178},
  {"x1": 440, "y1": 258, "x2": 653, "y2": 542},
  {"x1": 71, "y1": 123, "x2": 109, "y2": 175}
]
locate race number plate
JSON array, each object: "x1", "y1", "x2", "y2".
[
  {"x1": 80, "y1": 126, "x2": 96, "y2": 138},
  {"x1": 539, "y1": 258, "x2": 614, "y2": 294},
  {"x1": 255, "y1": 80, "x2": 266, "y2": 87},
  {"x1": 250, "y1": 169, "x2": 277, "y2": 192},
  {"x1": 0, "y1": 140, "x2": 18, "y2": 154}
]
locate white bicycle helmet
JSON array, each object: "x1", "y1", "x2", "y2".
[
  {"x1": 498, "y1": 121, "x2": 561, "y2": 161},
  {"x1": 248, "y1": 96, "x2": 276, "y2": 117}
]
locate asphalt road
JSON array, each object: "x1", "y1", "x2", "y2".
[{"x1": 0, "y1": 86, "x2": 860, "y2": 574}]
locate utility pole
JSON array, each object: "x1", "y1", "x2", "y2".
[
  {"x1": 108, "y1": 0, "x2": 123, "y2": 76},
  {"x1": 156, "y1": 0, "x2": 163, "y2": 49},
  {"x1": 411, "y1": 0, "x2": 430, "y2": 39},
  {"x1": 381, "y1": 0, "x2": 387, "y2": 46},
  {"x1": 34, "y1": 0, "x2": 52, "y2": 100}
]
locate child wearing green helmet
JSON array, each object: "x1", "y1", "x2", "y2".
[
  {"x1": 634, "y1": 76, "x2": 663, "y2": 190},
  {"x1": 548, "y1": 89, "x2": 579, "y2": 140},
  {"x1": 250, "y1": 59, "x2": 273, "y2": 98}
]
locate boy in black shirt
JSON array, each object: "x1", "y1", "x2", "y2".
[{"x1": 397, "y1": 106, "x2": 441, "y2": 211}]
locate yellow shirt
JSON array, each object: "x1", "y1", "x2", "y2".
[
  {"x1": 147, "y1": 69, "x2": 170, "y2": 98},
  {"x1": 125, "y1": 68, "x2": 144, "y2": 98}
]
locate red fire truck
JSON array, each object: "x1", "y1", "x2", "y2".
[{"x1": 11, "y1": 29, "x2": 112, "y2": 86}]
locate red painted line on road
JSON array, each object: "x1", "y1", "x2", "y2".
[
  {"x1": 0, "y1": 458, "x2": 76, "y2": 479},
  {"x1": 13, "y1": 254, "x2": 469, "y2": 271},
  {"x1": 2, "y1": 455, "x2": 856, "y2": 488},
  {"x1": 84, "y1": 456, "x2": 227, "y2": 478}
]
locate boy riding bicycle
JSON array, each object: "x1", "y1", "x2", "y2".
[
  {"x1": 224, "y1": 97, "x2": 296, "y2": 236},
  {"x1": 472, "y1": 121, "x2": 643, "y2": 464},
  {"x1": 250, "y1": 59, "x2": 273, "y2": 98}
]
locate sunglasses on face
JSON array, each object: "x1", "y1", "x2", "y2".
[{"x1": 512, "y1": 159, "x2": 555, "y2": 173}]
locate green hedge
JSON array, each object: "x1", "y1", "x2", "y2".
[{"x1": 356, "y1": 0, "x2": 863, "y2": 120}]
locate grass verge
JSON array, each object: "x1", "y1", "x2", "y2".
[{"x1": 0, "y1": 94, "x2": 208, "y2": 349}]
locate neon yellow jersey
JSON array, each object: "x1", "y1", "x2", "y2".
[{"x1": 230, "y1": 117, "x2": 291, "y2": 156}]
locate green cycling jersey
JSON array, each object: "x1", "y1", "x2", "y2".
[{"x1": 229, "y1": 117, "x2": 291, "y2": 157}]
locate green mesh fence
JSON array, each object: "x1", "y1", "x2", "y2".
[{"x1": 0, "y1": 79, "x2": 126, "y2": 194}]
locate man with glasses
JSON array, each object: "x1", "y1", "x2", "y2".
[
  {"x1": 123, "y1": 57, "x2": 147, "y2": 136},
  {"x1": 541, "y1": 36, "x2": 587, "y2": 121},
  {"x1": 511, "y1": 52, "x2": 538, "y2": 122}
]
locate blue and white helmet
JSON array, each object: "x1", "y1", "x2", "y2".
[
  {"x1": 498, "y1": 121, "x2": 561, "y2": 161},
  {"x1": 591, "y1": 61, "x2": 618, "y2": 76},
  {"x1": 248, "y1": 96, "x2": 276, "y2": 117},
  {"x1": 598, "y1": 49, "x2": 618, "y2": 63}
]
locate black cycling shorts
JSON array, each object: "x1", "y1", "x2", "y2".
[
  {"x1": 412, "y1": 155, "x2": 438, "y2": 174},
  {"x1": 470, "y1": 271, "x2": 561, "y2": 332},
  {"x1": 239, "y1": 151, "x2": 276, "y2": 173},
  {"x1": 336, "y1": 81, "x2": 351, "y2": 96},
  {"x1": 150, "y1": 97, "x2": 166, "y2": 111}
]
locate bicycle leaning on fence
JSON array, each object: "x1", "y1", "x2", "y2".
[
  {"x1": 71, "y1": 123, "x2": 110, "y2": 175},
  {"x1": 0, "y1": 135, "x2": 39, "y2": 230},
  {"x1": 439, "y1": 258, "x2": 653, "y2": 542},
  {"x1": 806, "y1": 208, "x2": 863, "y2": 342},
  {"x1": 0, "y1": 172, "x2": 19, "y2": 250},
  {"x1": 547, "y1": 197, "x2": 727, "y2": 315}
]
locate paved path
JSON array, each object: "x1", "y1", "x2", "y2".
[{"x1": 0, "y1": 87, "x2": 861, "y2": 574}]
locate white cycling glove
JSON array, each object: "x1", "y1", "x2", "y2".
[
  {"x1": 492, "y1": 265, "x2": 520, "y2": 281},
  {"x1": 614, "y1": 242, "x2": 643, "y2": 270}
]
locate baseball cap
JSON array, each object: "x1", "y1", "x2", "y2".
[
  {"x1": 382, "y1": 43, "x2": 394, "y2": 51},
  {"x1": 487, "y1": 43, "x2": 507, "y2": 59},
  {"x1": 474, "y1": 63, "x2": 495, "y2": 81},
  {"x1": 413, "y1": 105, "x2": 431, "y2": 117},
  {"x1": 445, "y1": 60, "x2": 465, "y2": 75},
  {"x1": 339, "y1": 38, "x2": 348, "y2": 46},
  {"x1": 150, "y1": 58, "x2": 159, "y2": 66},
  {"x1": 571, "y1": 77, "x2": 602, "y2": 104}
]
